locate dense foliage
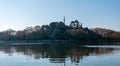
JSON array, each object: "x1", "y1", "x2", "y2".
[{"x1": 0, "y1": 20, "x2": 119, "y2": 41}]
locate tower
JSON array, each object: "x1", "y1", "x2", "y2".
[{"x1": 63, "y1": 16, "x2": 65, "y2": 24}]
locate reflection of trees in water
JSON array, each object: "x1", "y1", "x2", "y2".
[
  {"x1": 0, "y1": 44, "x2": 114, "y2": 63},
  {"x1": 69, "y1": 46, "x2": 92, "y2": 63}
]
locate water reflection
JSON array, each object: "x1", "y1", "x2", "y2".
[{"x1": 0, "y1": 43, "x2": 116, "y2": 64}]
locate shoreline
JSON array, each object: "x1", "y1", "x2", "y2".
[{"x1": 0, "y1": 40, "x2": 120, "y2": 45}]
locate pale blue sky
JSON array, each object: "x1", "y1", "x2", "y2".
[{"x1": 0, "y1": 0, "x2": 120, "y2": 31}]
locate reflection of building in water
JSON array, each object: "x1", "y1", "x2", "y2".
[
  {"x1": 50, "y1": 58, "x2": 65, "y2": 63},
  {"x1": 50, "y1": 58, "x2": 66, "y2": 66},
  {"x1": 69, "y1": 48, "x2": 89, "y2": 63}
]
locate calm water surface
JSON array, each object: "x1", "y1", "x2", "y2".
[{"x1": 0, "y1": 43, "x2": 120, "y2": 66}]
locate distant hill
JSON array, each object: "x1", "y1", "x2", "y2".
[{"x1": 92, "y1": 28, "x2": 120, "y2": 40}]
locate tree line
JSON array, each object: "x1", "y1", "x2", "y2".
[{"x1": 0, "y1": 20, "x2": 120, "y2": 41}]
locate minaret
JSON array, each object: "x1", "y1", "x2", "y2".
[{"x1": 63, "y1": 16, "x2": 65, "y2": 24}]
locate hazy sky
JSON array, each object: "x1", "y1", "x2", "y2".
[{"x1": 0, "y1": 0, "x2": 120, "y2": 31}]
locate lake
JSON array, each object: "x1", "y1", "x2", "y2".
[{"x1": 0, "y1": 43, "x2": 120, "y2": 66}]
